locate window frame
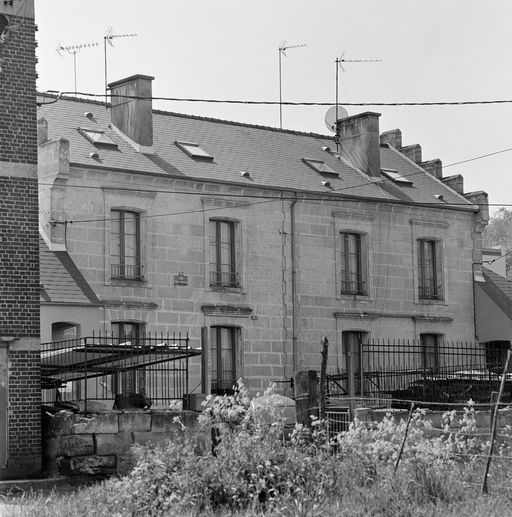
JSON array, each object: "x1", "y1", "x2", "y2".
[
  {"x1": 209, "y1": 218, "x2": 240, "y2": 289},
  {"x1": 302, "y1": 157, "x2": 339, "y2": 177},
  {"x1": 339, "y1": 231, "x2": 367, "y2": 296},
  {"x1": 175, "y1": 140, "x2": 213, "y2": 161},
  {"x1": 420, "y1": 333, "x2": 440, "y2": 372},
  {"x1": 210, "y1": 326, "x2": 238, "y2": 395},
  {"x1": 78, "y1": 127, "x2": 118, "y2": 148},
  {"x1": 111, "y1": 209, "x2": 143, "y2": 281},
  {"x1": 417, "y1": 238, "x2": 443, "y2": 300},
  {"x1": 111, "y1": 321, "x2": 146, "y2": 396}
]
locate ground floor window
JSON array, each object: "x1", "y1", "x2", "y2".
[
  {"x1": 51, "y1": 322, "x2": 79, "y2": 342},
  {"x1": 111, "y1": 321, "x2": 146, "y2": 395},
  {"x1": 342, "y1": 331, "x2": 367, "y2": 396},
  {"x1": 211, "y1": 326, "x2": 237, "y2": 395},
  {"x1": 485, "y1": 341, "x2": 510, "y2": 372},
  {"x1": 420, "y1": 333, "x2": 440, "y2": 372}
]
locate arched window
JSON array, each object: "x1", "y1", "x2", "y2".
[{"x1": 51, "y1": 322, "x2": 79, "y2": 342}]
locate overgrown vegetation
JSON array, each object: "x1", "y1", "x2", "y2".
[
  {"x1": 8, "y1": 383, "x2": 512, "y2": 516},
  {"x1": 483, "y1": 207, "x2": 512, "y2": 278}
]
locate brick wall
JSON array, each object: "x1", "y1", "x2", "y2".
[
  {"x1": 8, "y1": 351, "x2": 41, "y2": 473},
  {"x1": 0, "y1": 1, "x2": 41, "y2": 479},
  {"x1": 0, "y1": 14, "x2": 38, "y2": 164},
  {"x1": 0, "y1": 177, "x2": 40, "y2": 336}
]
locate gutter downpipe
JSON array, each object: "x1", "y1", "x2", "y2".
[{"x1": 291, "y1": 193, "x2": 298, "y2": 378}]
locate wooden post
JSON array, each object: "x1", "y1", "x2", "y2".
[
  {"x1": 482, "y1": 349, "x2": 511, "y2": 495},
  {"x1": 201, "y1": 326, "x2": 209, "y2": 394},
  {"x1": 294, "y1": 370, "x2": 319, "y2": 427},
  {"x1": 394, "y1": 402, "x2": 415, "y2": 473},
  {"x1": 319, "y1": 337, "x2": 329, "y2": 421},
  {"x1": 489, "y1": 391, "x2": 499, "y2": 435}
]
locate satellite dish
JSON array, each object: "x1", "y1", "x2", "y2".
[{"x1": 325, "y1": 105, "x2": 349, "y2": 133}]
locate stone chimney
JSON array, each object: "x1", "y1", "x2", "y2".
[
  {"x1": 108, "y1": 74, "x2": 154, "y2": 152},
  {"x1": 420, "y1": 158, "x2": 443, "y2": 179},
  {"x1": 442, "y1": 174, "x2": 464, "y2": 195},
  {"x1": 399, "y1": 144, "x2": 422, "y2": 164},
  {"x1": 380, "y1": 129, "x2": 402, "y2": 149},
  {"x1": 338, "y1": 112, "x2": 381, "y2": 178}
]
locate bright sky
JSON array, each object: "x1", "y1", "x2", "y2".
[{"x1": 35, "y1": 0, "x2": 512, "y2": 212}]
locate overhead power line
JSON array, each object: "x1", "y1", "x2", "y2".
[
  {"x1": 444, "y1": 148, "x2": 512, "y2": 168},
  {"x1": 40, "y1": 90, "x2": 512, "y2": 107}
]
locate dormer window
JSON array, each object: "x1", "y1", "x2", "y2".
[
  {"x1": 381, "y1": 168, "x2": 413, "y2": 185},
  {"x1": 175, "y1": 140, "x2": 213, "y2": 161},
  {"x1": 302, "y1": 158, "x2": 338, "y2": 177},
  {"x1": 78, "y1": 128, "x2": 117, "y2": 148}
]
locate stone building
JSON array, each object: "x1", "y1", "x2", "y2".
[
  {"x1": 38, "y1": 74, "x2": 488, "y2": 398},
  {"x1": 0, "y1": 0, "x2": 41, "y2": 479}
]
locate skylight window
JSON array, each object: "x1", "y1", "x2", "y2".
[
  {"x1": 302, "y1": 158, "x2": 338, "y2": 177},
  {"x1": 78, "y1": 128, "x2": 117, "y2": 147},
  {"x1": 381, "y1": 168, "x2": 413, "y2": 185},
  {"x1": 175, "y1": 141, "x2": 213, "y2": 161}
]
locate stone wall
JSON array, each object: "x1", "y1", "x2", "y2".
[{"x1": 42, "y1": 410, "x2": 203, "y2": 478}]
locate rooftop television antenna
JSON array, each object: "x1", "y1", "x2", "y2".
[
  {"x1": 278, "y1": 41, "x2": 306, "y2": 129},
  {"x1": 332, "y1": 52, "x2": 381, "y2": 151},
  {"x1": 56, "y1": 41, "x2": 99, "y2": 96},
  {"x1": 104, "y1": 27, "x2": 138, "y2": 107}
]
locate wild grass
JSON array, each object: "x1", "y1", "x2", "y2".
[{"x1": 7, "y1": 384, "x2": 512, "y2": 516}]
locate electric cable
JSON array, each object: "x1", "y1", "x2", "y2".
[{"x1": 38, "y1": 91, "x2": 512, "y2": 107}]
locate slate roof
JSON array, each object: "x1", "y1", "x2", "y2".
[
  {"x1": 480, "y1": 267, "x2": 512, "y2": 318},
  {"x1": 40, "y1": 237, "x2": 101, "y2": 305},
  {"x1": 38, "y1": 95, "x2": 476, "y2": 209}
]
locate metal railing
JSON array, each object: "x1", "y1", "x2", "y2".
[
  {"x1": 41, "y1": 332, "x2": 198, "y2": 413},
  {"x1": 209, "y1": 270, "x2": 240, "y2": 288},
  {"x1": 326, "y1": 339, "x2": 511, "y2": 408},
  {"x1": 111, "y1": 263, "x2": 144, "y2": 280}
]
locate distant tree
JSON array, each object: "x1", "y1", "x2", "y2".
[{"x1": 482, "y1": 207, "x2": 512, "y2": 278}]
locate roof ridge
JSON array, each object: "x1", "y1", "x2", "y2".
[{"x1": 37, "y1": 92, "x2": 335, "y2": 140}]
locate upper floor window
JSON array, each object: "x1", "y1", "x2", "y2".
[
  {"x1": 417, "y1": 239, "x2": 442, "y2": 300},
  {"x1": 209, "y1": 219, "x2": 239, "y2": 288},
  {"x1": 211, "y1": 326, "x2": 237, "y2": 395},
  {"x1": 111, "y1": 210, "x2": 143, "y2": 280},
  {"x1": 340, "y1": 232, "x2": 367, "y2": 295}
]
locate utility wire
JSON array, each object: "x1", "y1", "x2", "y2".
[
  {"x1": 444, "y1": 148, "x2": 512, "y2": 169},
  {"x1": 51, "y1": 198, "x2": 278, "y2": 225},
  {"x1": 39, "y1": 91, "x2": 512, "y2": 107}
]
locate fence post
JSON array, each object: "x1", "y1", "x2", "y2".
[
  {"x1": 201, "y1": 327, "x2": 208, "y2": 394},
  {"x1": 294, "y1": 370, "x2": 318, "y2": 427},
  {"x1": 394, "y1": 402, "x2": 415, "y2": 473},
  {"x1": 482, "y1": 349, "x2": 511, "y2": 495},
  {"x1": 319, "y1": 337, "x2": 329, "y2": 421},
  {"x1": 84, "y1": 336, "x2": 88, "y2": 416}
]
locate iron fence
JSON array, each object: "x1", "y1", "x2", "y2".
[
  {"x1": 326, "y1": 339, "x2": 512, "y2": 409},
  {"x1": 41, "y1": 332, "x2": 200, "y2": 413}
]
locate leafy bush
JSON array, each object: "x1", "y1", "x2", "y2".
[{"x1": 18, "y1": 388, "x2": 512, "y2": 516}]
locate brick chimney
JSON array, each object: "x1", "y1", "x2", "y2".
[
  {"x1": 338, "y1": 112, "x2": 381, "y2": 178},
  {"x1": 108, "y1": 74, "x2": 154, "y2": 152}
]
